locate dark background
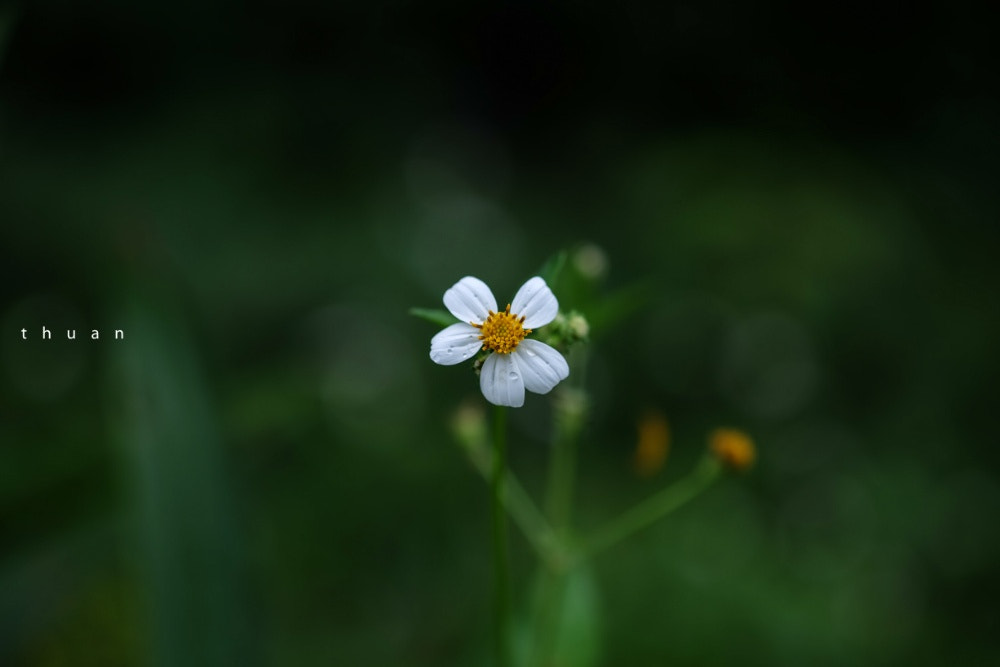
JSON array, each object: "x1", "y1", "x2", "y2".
[{"x1": 2, "y1": 1, "x2": 999, "y2": 665}]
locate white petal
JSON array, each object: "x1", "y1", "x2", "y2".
[
  {"x1": 430, "y1": 323, "x2": 483, "y2": 365},
  {"x1": 443, "y1": 276, "x2": 497, "y2": 324},
  {"x1": 479, "y1": 353, "x2": 525, "y2": 408},
  {"x1": 510, "y1": 276, "x2": 559, "y2": 328},
  {"x1": 514, "y1": 339, "x2": 569, "y2": 394}
]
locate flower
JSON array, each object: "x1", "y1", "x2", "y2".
[
  {"x1": 634, "y1": 411, "x2": 670, "y2": 477},
  {"x1": 708, "y1": 428, "x2": 756, "y2": 471},
  {"x1": 430, "y1": 276, "x2": 570, "y2": 407},
  {"x1": 567, "y1": 312, "x2": 590, "y2": 340}
]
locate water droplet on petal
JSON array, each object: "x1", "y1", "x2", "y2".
[{"x1": 508, "y1": 371, "x2": 519, "y2": 381}]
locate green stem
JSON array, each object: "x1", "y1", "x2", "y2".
[
  {"x1": 492, "y1": 405, "x2": 511, "y2": 667},
  {"x1": 464, "y1": 440, "x2": 563, "y2": 569},
  {"x1": 582, "y1": 457, "x2": 722, "y2": 559},
  {"x1": 534, "y1": 385, "x2": 585, "y2": 667},
  {"x1": 545, "y1": 383, "x2": 587, "y2": 544},
  {"x1": 545, "y1": 424, "x2": 576, "y2": 539}
]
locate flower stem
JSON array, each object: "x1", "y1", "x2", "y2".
[
  {"x1": 545, "y1": 422, "x2": 576, "y2": 540},
  {"x1": 462, "y1": 439, "x2": 563, "y2": 569},
  {"x1": 492, "y1": 405, "x2": 511, "y2": 667},
  {"x1": 546, "y1": 384, "x2": 587, "y2": 542},
  {"x1": 533, "y1": 386, "x2": 586, "y2": 667},
  {"x1": 582, "y1": 457, "x2": 722, "y2": 559}
]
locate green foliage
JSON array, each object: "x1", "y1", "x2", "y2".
[
  {"x1": 2, "y1": 4, "x2": 999, "y2": 665},
  {"x1": 536, "y1": 250, "x2": 568, "y2": 288},
  {"x1": 518, "y1": 566, "x2": 602, "y2": 667},
  {"x1": 409, "y1": 307, "x2": 458, "y2": 328}
]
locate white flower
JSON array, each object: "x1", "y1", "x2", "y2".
[{"x1": 430, "y1": 276, "x2": 570, "y2": 408}]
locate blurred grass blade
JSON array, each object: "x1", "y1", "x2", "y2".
[
  {"x1": 409, "y1": 307, "x2": 456, "y2": 327},
  {"x1": 108, "y1": 291, "x2": 250, "y2": 667}
]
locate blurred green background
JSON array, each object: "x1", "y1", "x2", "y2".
[{"x1": 2, "y1": 2, "x2": 999, "y2": 665}]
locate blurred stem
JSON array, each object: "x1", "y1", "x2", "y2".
[
  {"x1": 492, "y1": 405, "x2": 511, "y2": 667},
  {"x1": 545, "y1": 415, "x2": 576, "y2": 539},
  {"x1": 582, "y1": 457, "x2": 722, "y2": 559},
  {"x1": 545, "y1": 379, "x2": 588, "y2": 542},
  {"x1": 534, "y1": 384, "x2": 587, "y2": 667},
  {"x1": 462, "y1": 439, "x2": 563, "y2": 569}
]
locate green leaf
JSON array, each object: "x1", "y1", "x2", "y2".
[
  {"x1": 537, "y1": 250, "x2": 568, "y2": 287},
  {"x1": 408, "y1": 307, "x2": 456, "y2": 328},
  {"x1": 586, "y1": 282, "x2": 651, "y2": 335},
  {"x1": 110, "y1": 293, "x2": 247, "y2": 665},
  {"x1": 517, "y1": 565, "x2": 603, "y2": 667},
  {"x1": 551, "y1": 566, "x2": 602, "y2": 667}
]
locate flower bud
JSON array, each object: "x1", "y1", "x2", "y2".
[
  {"x1": 709, "y1": 428, "x2": 756, "y2": 471},
  {"x1": 634, "y1": 411, "x2": 670, "y2": 477},
  {"x1": 450, "y1": 401, "x2": 488, "y2": 451}
]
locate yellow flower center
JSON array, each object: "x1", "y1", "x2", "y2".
[{"x1": 474, "y1": 304, "x2": 531, "y2": 355}]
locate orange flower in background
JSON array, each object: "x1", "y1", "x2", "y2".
[
  {"x1": 634, "y1": 411, "x2": 670, "y2": 477},
  {"x1": 709, "y1": 428, "x2": 756, "y2": 471}
]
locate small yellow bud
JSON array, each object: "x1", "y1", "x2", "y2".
[
  {"x1": 709, "y1": 428, "x2": 756, "y2": 471},
  {"x1": 634, "y1": 411, "x2": 670, "y2": 476}
]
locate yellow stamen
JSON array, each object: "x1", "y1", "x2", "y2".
[{"x1": 473, "y1": 304, "x2": 531, "y2": 355}]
